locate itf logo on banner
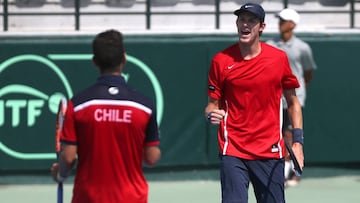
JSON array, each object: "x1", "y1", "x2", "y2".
[{"x1": 0, "y1": 54, "x2": 163, "y2": 161}]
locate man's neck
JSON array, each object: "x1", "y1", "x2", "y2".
[
  {"x1": 281, "y1": 31, "x2": 293, "y2": 42},
  {"x1": 101, "y1": 71, "x2": 121, "y2": 76},
  {"x1": 239, "y1": 41, "x2": 262, "y2": 60}
]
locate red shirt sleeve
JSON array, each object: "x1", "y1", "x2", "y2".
[{"x1": 60, "y1": 101, "x2": 77, "y2": 145}]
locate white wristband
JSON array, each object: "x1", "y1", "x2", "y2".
[{"x1": 57, "y1": 172, "x2": 67, "y2": 183}]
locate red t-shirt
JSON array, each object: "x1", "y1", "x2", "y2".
[
  {"x1": 61, "y1": 75, "x2": 160, "y2": 203},
  {"x1": 208, "y1": 42, "x2": 299, "y2": 160}
]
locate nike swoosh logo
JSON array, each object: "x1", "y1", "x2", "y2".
[{"x1": 227, "y1": 64, "x2": 236, "y2": 69}]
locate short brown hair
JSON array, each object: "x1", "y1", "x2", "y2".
[{"x1": 92, "y1": 29, "x2": 125, "y2": 72}]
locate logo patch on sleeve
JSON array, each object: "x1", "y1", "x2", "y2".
[{"x1": 208, "y1": 85, "x2": 215, "y2": 91}]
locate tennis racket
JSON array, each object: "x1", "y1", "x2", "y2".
[
  {"x1": 284, "y1": 137, "x2": 303, "y2": 176},
  {"x1": 55, "y1": 98, "x2": 67, "y2": 203}
]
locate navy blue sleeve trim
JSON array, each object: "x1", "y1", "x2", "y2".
[{"x1": 60, "y1": 140, "x2": 77, "y2": 145}]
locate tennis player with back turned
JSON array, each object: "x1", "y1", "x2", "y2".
[{"x1": 51, "y1": 29, "x2": 161, "y2": 203}]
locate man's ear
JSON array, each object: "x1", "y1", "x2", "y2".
[
  {"x1": 92, "y1": 56, "x2": 98, "y2": 67},
  {"x1": 259, "y1": 22, "x2": 266, "y2": 32},
  {"x1": 122, "y1": 53, "x2": 127, "y2": 65},
  {"x1": 290, "y1": 22, "x2": 297, "y2": 29}
]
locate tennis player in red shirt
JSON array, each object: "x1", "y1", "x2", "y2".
[
  {"x1": 205, "y1": 3, "x2": 304, "y2": 203},
  {"x1": 51, "y1": 29, "x2": 161, "y2": 203}
]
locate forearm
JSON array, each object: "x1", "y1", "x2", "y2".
[
  {"x1": 205, "y1": 98, "x2": 220, "y2": 115},
  {"x1": 288, "y1": 102, "x2": 305, "y2": 169},
  {"x1": 288, "y1": 103, "x2": 303, "y2": 130},
  {"x1": 58, "y1": 144, "x2": 77, "y2": 179},
  {"x1": 143, "y1": 145, "x2": 161, "y2": 166},
  {"x1": 304, "y1": 70, "x2": 314, "y2": 85},
  {"x1": 58, "y1": 155, "x2": 75, "y2": 177}
]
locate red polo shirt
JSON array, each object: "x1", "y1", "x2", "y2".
[
  {"x1": 61, "y1": 75, "x2": 160, "y2": 203},
  {"x1": 208, "y1": 42, "x2": 299, "y2": 160}
]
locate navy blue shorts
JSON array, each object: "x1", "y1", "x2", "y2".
[{"x1": 220, "y1": 155, "x2": 285, "y2": 203}]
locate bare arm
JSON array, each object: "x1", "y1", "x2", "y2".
[
  {"x1": 304, "y1": 69, "x2": 314, "y2": 88},
  {"x1": 284, "y1": 89, "x2": 303, "y2": 129},
  {"x1": 143, "y1": 145, "x2": 161, "y2": 166},
  {"x1": 283, "y1": 89, "x2": 304, "y2": 169},
  {"x1": 51, "y1": 144, "x2": 77, "y2": 182}
]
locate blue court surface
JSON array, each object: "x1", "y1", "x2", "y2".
[{"x1": 0, "y1": 166, "x2": 359, "y2": 203}]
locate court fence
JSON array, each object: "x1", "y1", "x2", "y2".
[{"x1": 1, "y1": 0, "x2": 360, "y2": 32}]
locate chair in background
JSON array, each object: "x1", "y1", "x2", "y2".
[
  {"x1": 105, "y1": 0, "x2": 136, "y2": 7},
  {"x1": 152, "y1": 0, "x2": 179, "y2": 7},
  {"x1": 288, "y1": 0, "x2": 307, "y2": 5},
  {"x1": 232, "y1": 0, "x2": 264, "y2": 5},
  {"x1": 15, "y1": 0, "x2": 46, "y2": 7},
  {"x1": 192, "y1": 0, "x2": 215, "y2": 5},
  {"x1": 61, "y1": 0, "x2": 91, "y2": 8},
  {"x1": 319, "y1": 0, "x2": 349, "y2": 7}
]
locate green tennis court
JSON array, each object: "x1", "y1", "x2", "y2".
[{"x1": 0, "y1": 167, "x2": 359, "y2": 203}]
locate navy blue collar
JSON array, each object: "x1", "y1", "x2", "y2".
[{"x1": 96, "y1": 75, "x2": 126, "y2": 87}]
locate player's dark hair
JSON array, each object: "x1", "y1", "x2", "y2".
[{"x1": 92, "y1": 29, "x2": 125, "y2": 72}]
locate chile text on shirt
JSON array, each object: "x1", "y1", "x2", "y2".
[{"x1": 94, "y1": 109, "x2": 132, "y2": 123}]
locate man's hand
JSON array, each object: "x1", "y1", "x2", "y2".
[
  {"x1": 51, "y1": 163, "x2": 60, "y2": 183},
  {"x1": 207, "y1": 109, "x2": 226, "y2": 125},
  {"x1": 292, "y1": 142, "x2": 304, "y2": 170}
]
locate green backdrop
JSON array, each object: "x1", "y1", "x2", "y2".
[{"x1": 0, "y1": 32, "x2": 359, "y2": 172}]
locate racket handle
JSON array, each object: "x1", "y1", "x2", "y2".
[
  {"x1": 294, "y1": 169, "x2": 302, "y2": 177},
  {"x1": 284, "y1": 138, "x2": 303, "y2": 176},
  {"x1": 57, "y1": 183, "x2": 63, "y2": 203}
]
